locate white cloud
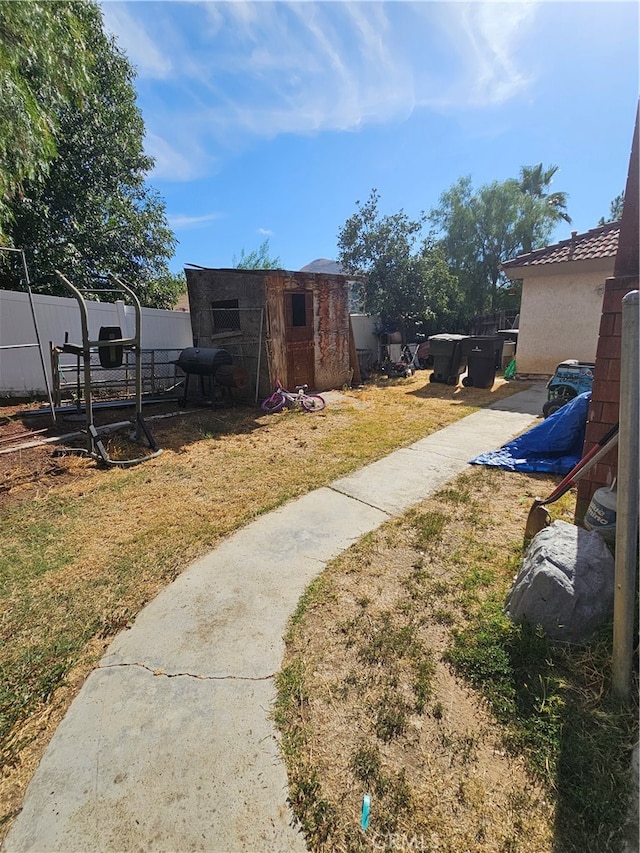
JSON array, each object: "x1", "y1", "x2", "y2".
[
  {"x1": 167, "y1": 212, "x2": 223, "y2": 230},
  {"x1": 463, "y1": 3, "x2": 535, "y2": 104},
  {"x1": 144, "y1": 130, "x2": 212, "y2": 181},
  {"x1": 100, "y1": 3, "x2": 173, "y2": 78},
  {"x1": 179, "y1": 2, "x2": 416, "y2": 140},
  {"x1": 424, "y1": 2, "x2": 535, "y2": 108},
  {"x1": 258, "y1": 228, "x2": 273, "y2": 236},
  {"x1": 116, "y1": 1, "x2": 538, "y2": 180}
]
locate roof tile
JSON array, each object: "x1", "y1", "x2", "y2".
[{"x1": 502, "y1": 221, "x2": 620, "y2": 270}]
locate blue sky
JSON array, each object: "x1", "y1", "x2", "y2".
[{"x1": 100, "y1": 1, "x2": 639, "y2": 275}]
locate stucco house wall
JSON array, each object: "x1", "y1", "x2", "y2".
[
  {"x1": 502, "y1": 221, "x2": 619, "y2": 378},
  {"x1": 516, "y1": 258, "x2": 612, "y2": 375}
]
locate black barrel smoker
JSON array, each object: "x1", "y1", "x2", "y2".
[{"x1": 175, "y1": 347, "x2": 248, "y2": 406}]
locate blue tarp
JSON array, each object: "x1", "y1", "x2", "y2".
[{"x1": 470, "y1": 392, "x2": 590, "y2": 474}]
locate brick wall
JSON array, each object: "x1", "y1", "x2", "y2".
[
  {"x1": 575, "y1": 275, "x2": 638, "y2": 520},
  {"x1": 574, "y1": 106, "x2": 639, "y2": 522}
]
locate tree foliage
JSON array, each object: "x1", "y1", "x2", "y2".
[
  {"x1": 517, "y1": 163, "x2": 571, "y2": 253},
  {"x1": 338, "y1": 166, "x2": 571, "y2": 333},
  {"x1": 599, "y1": 192, "x2": 624, "y2": 225},
  {"x1": 0, "y1": 2, "x2": 93, "y2": 237},
  {"x1": 337, "y1": 190, "x2": 461, "y2": 333},
  {"x1": 233, "y1": 238, "x2": 281, "y2": 270},
  {"x1": 430, "y1": 165, "x2": 571, "y2": 322},
  {"x1": 139, "y1": 271, "x2": 187, "y2": 311},
  {"x1": 1, "y1": 1, "x2": 178, "y2": 308},
  {"x1": 430, "y1": 177, "x2": 523, "y2": 322}
]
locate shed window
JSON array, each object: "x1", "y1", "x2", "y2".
[
  {"x1": 211, "y1": 299, "x2": 240, "y2": 332},
  {"x1": 290, "y1": 293, "x2": 307, "y2": 327}
]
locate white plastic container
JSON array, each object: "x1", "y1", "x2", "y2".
[{"x1": 584, "y1": 481, "x2": 617, "y2": 544}]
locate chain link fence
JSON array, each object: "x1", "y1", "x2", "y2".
[{"x1": 51, "y1": 347, "x2": 184, "y2": 406}]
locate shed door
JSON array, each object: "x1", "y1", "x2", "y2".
[{"x1": 284, "y1": 291, "x2": 315, "y2": 389}]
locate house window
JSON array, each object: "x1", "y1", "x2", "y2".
[
  {"x1": 290, "y1": 293, "x2": 307, "y2": 327},
  {"x1": 211, "y1": 299, "x2": 240, "y2": 333}
]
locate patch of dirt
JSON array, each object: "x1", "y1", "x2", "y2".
[
  {"x1": 0, "y1": 400, "x2": 180, "y2": 502},
  {"x1": 0, "y1": 377, "x2": 521, "y2": 510}
]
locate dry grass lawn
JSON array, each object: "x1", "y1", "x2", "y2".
[
  {"x1": 276, "y1": 468, "x2": 637, "y2": 853},
  {"x1": 0, "y1": 373, "x2": 522, "y2": 839},
  {"x1": 277, "y1": 468, "x2": 561, "y2": 852},
  {"x1": 2, "y1": 374, "x2": 635, "y2": 852}
]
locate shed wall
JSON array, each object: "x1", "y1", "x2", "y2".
[
  {"x1": 184, "y1": 268, "x2": 352, "y2": 398},
  {"x1": 313, "y1": 276, "x2": 351, "y2": 390},
  {"x1": 185, "y1": 269, "x2": 270, "y2": 400},
  {"x1": 263, "y1": 272, "x2": 352, "y2": 392},
  {"x1": 185, "y1": 269, "x2": 265, "y2": 344}
]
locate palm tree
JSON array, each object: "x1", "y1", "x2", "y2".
[{"x1": 518, "y1": 164, "x2": 572, "y2": 253}]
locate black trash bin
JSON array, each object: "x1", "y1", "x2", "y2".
[
  {"x1": 428, "y1": 334, "x2": 468, "y2": 385},
  {"x1": 461, "y1": 336, "x2": 503, "y2": 388}
]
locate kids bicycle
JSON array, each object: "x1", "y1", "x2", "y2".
[{"x1": 260, "y1": 381, "x2": 326, "y2": 413}]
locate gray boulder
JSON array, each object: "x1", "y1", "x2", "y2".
[{"x1": 505, "y1": 520, "x2": 615, "y2": 643}]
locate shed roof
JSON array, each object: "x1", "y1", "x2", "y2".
[
  {"x1": 501, "y1": 220, "x2": 620, "y2": 271},
  {"x1": 184, "y1": 265, "x2": 352, "y2": 278}
]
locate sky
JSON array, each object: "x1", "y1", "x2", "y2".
[{"x1": 100, "y1": 1, "x2": 640, "y2": 275}]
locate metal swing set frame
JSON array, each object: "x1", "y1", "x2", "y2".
[{"x1": 53, "y1": 270, "x2": 162, "y2": 467}]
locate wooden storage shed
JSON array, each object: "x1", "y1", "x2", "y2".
[{"x1": 184, "y1": 266, "x2": 356, "y2": 399}]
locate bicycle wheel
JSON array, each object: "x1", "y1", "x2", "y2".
[
  {"x1": 301, "y1": 394, "x2": 326, "y2": 412},
  {"x1": 261, "y1": 392, "x2": 287, "y2": 413}
]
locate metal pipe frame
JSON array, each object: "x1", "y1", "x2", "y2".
[
  {"x1": 54, "y1": 271, "x2": 144, "y2": 451},
  {"x1": 1, "y1": 247, "x2": 56, "y2": 422}
]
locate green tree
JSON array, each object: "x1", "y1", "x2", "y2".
[
  {"x1": 3, "y1": 2, "x2": 178, "y2": 308},
  {"x1": 337, "y1": 189, "x2": 461, "y2": 332},
  {"x1": 599, "y1": 192, "x2": 624, "y2": 225},
  {"x1": 141, "y1": 271, "x2": 187, "y2": 311},
  {"x1": 430, "y1": 177, "x2": 521, "y2": 322},
  {"x1": 430, "y1": 167, "x2": 570, "y2": 322},
  {"x1": 517, "y1": 163, "x2": 571, "y2": 253},
  {"x1": 233, "y1": 238, "x2": 281, "y2": 269},
  {"x1": 0, "y1": 2, "x2": 94, "y2": 239}
]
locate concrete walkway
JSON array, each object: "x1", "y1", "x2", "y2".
[{"x1": 4, "y1": 384, "x2": 547, "y2": 853}]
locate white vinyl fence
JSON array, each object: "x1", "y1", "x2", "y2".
[
  {"x1": 350, "y1": 313, "x2": 380, "y2": 373},
  {"x1": 0, "y1": 289, "x2": 193, "y2": 396}
]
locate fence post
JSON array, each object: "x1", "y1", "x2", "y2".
[{"x1": 612, "y1": 290, "x2": 639, "y2": 702}]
